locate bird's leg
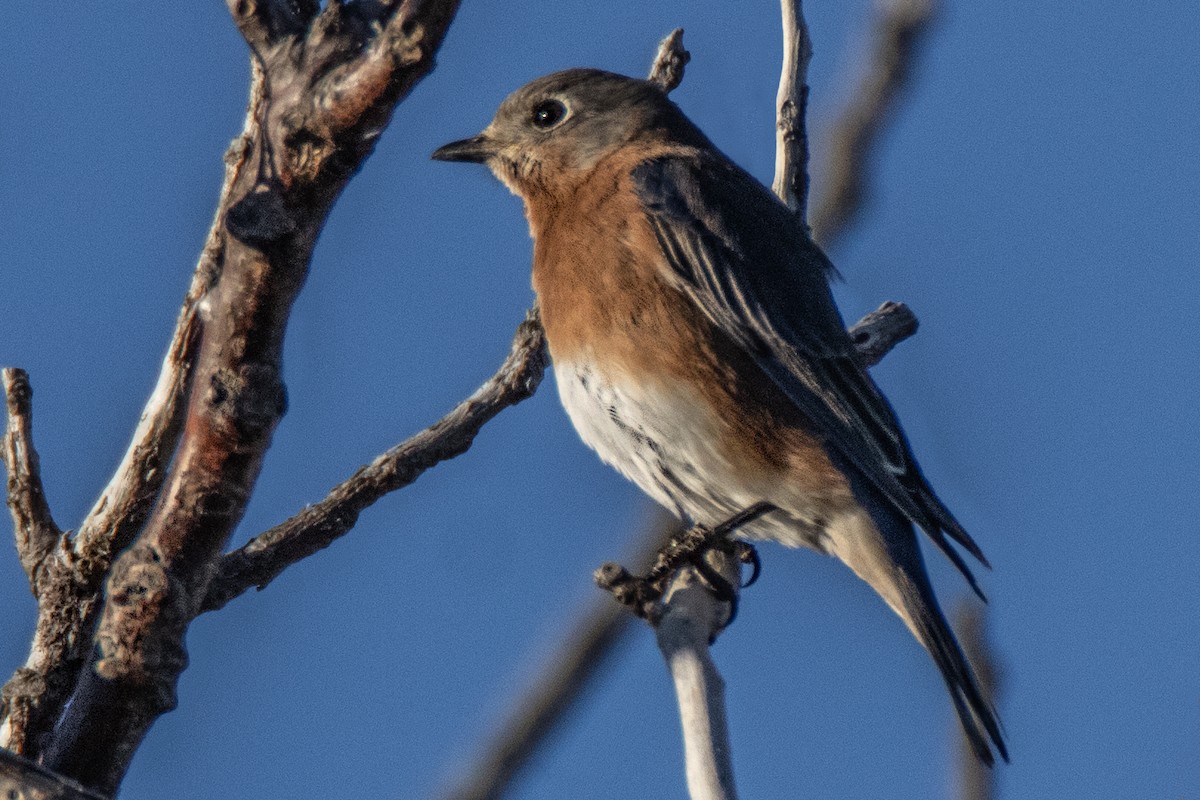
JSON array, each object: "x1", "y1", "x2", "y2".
[
  {"x1": 684, "y1": 503, "x2": 774, "y2": 623},
  {"x1": 595, "y1": 501, "x2": 777, "y2": 621},
  {"x1": 711, "y1": 501, "x2": 779, "y2": 537}
]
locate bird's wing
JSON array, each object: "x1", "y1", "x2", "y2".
[{"x1": 632, "y1": 153, "x2": 988, "y2": 589}]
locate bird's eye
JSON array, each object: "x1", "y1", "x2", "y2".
[{"x1": 530, "y1": 99, "x2": 568, "y2": 129}]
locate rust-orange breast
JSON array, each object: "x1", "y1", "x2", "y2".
[{"x1": 527, "y1": 149, "x2": 849, "y2": 499}]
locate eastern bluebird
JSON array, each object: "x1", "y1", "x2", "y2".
[{"x1": 434, "y1": 68, "x2": 1006, "y2": 765}]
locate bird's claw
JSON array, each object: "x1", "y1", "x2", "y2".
[{"x1": 595, "y1": 502, "x2": 775, "y2": 625}]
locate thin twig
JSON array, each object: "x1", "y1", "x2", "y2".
[
  {"x1": 772, "y1": 0, "x2": 814, "y2": 219},
  {"x1": 2, "y1": 368, "x2": 61, "y2": 592},
  {"x1": 848, "y1": 300, "x2": 918, "y2": 367},
  {"x1": 595, "y1": 502, "x2": 774, "y2": 620},
  {"x1": 648, "y1": 29, "x2": 690, "y2": 93},
  {"x1": 201, "y1": 310, "x2": 546, "y2": 613},
  {"x1": 810, "y1": 0, "x2": 939, "y2": 248},
  {"x1": 442, "y1": 608, "x2": 635, "y2": 800}
]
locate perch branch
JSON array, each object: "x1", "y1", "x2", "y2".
[
  {"x1": 595, "y1": 503, "x2": 773, "y2": 621},
  {"x1": 201, "y1": 310, "x2": 546, "y2": 613},
  {"x1": 2, "y1": 368, "x2": 61, "y2": 592},
  {"x1": 656, "y1": 555, "x2": 742, "y2": 800},
  {"x1": 35, "y1": 1, "x2": 463, "y2": 793},
  {"x1": 810, "y1": 0, "x2": 939, "y2": 248}
]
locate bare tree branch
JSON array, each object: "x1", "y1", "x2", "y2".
[
  {"x1": 442, "y1": 606, "x2": 636, "y2": 800},
  {"x1": 228, "y1": 0, "x2": 318, "y2": 53},
  {"x1": 648, "y1": 29, "x2": 691, "y2": 93},
  {"x1": 2, "y1": 368, "x2": 61, "y2": 592},
  {"x1": 201, "y1": 310, "x2": 547, "y2": 613},
  {"x1": 31, "y1": 2, "x2": 463, "y2": 793},
  {"x1": 772, "y1": 0, "x2": 814, "y2": 219},
  {"x1": 810, "y1": 0, "x2": 939, "y2": 248},
  {"x1": 595, "y1": 503, "x2": 773, "y2": 621}
]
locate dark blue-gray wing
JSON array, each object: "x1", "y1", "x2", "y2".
[{"x1": 632, "y1": 154, "x2": 988, "y2": 591}]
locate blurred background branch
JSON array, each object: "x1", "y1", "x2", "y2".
[
  {"x1": 810, "y1": 0, "x2": 939, "y2": 249},
  {"x1": 955, "y1": 602, "x2": 1002, "y2": 800}
]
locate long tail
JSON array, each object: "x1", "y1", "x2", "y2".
[
  {"x1": 897, "y1": 557, "x2": 1008, "y2": 765},
  {"x1": 826, "y1": 497, "x2": 1008, "y2": 765}
]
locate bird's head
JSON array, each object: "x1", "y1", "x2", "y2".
[{"x1": 432, "y1": 69, "x2": 705, "y2": 199}]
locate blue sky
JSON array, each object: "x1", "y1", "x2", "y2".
[{"x1": 1, "y1": 2, "x2": 1197, "y2": 798}]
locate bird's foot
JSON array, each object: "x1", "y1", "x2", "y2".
[{"x1": 594, "y1": 502, "x2": 776, "y2": 623}]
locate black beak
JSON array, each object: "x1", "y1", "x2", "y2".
[{"x1": 431, "y1": 134, "x2": 494, "y2": 163}]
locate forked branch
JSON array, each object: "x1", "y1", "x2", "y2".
[{"x1": 28, "y1": 2, "x2": 464, "y2": 793}]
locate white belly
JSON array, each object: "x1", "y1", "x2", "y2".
[
  {"x1": 554, "y1": 367, "x2": 925, "y2": 657},
  {"x1": 553, "y1": 360, "x2": 829, "y2": 549}
]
